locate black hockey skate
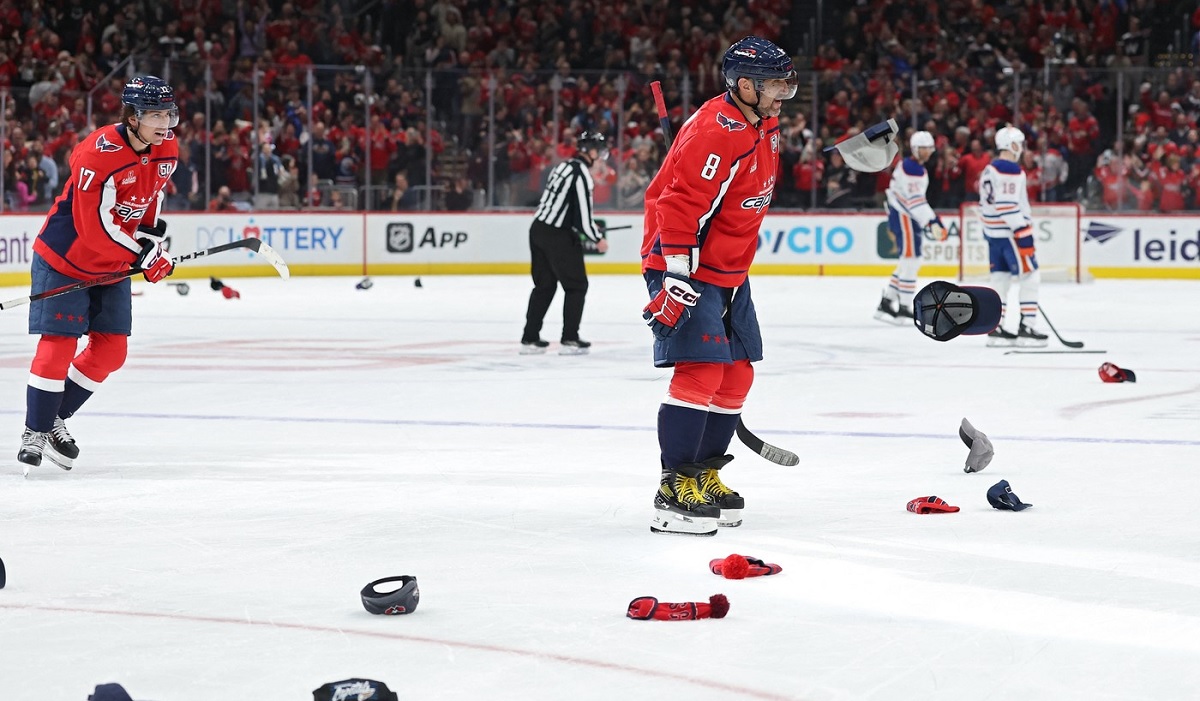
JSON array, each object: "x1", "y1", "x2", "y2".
[
  {"x1": 44, "y1": 417, "x2": 78, "y2": 470},
  {"x1": 651, "y1": 464, "x2": 719, "y2": 536},
  {"x1": 986, "y1": 326, "x2": 1018, "y2": 347},
  {"x1": 520, "y1": 336, "x2": 550, "y2": 355},
  {"x1": 18, "y1": 428, "x2": 46, "y2": 477},
  {"x1": 1016, "y1": 322, "x2": 1049, "y2": 348},
  {"x1": 559, "y1": 338, "x2": 591, "y2": 355},
  {"x1": 896, "y1": 304, "x2": 915, "y2": 321},
  {"x1": 873, "y1": 295, "x2": 904, "y2": 325},
  {"x1": 695, "y1": 454, "x2": 745, "y2": 527}
]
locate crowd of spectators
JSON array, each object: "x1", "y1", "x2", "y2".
[
  {"x1": 2, "y1": 0, "x2": 1199, "y2": 214},
  {"x1": 787, "y1": 0, "x2": 1200, "y2": 212}
]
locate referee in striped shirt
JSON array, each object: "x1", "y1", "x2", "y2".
[{"x1": 521, "y1": 132, "x2": 610, "y2": 354}]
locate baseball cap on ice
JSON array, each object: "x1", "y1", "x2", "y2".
[
  {"x1": 313, "y1": 678, "x2": 398, "y2": 701},
  {"x1": 88, "y1": 684, "x2": 139, "y2": 701},
  {"x1": 987, "y1": 479, "x2": 1032, "y2": 511},
  {"x1": 912, "y1": 280, "x2": 1002, "y2": 341}
]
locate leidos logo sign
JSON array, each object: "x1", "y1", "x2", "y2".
[
  {"x1": 1086, "y1": 220, "x2": 1200, "y2": 262},
  {"x1": 387, "y1": 222, "x2": 468, "y2": 254}
]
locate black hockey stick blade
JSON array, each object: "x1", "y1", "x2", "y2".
[
  {"x1": 1037, "y1": 304, "x2": 1084, "y2": 348},
  {"x1": 1004, "y1": 349, "x2": 1108, "y2": 355},
  {"x1": 736, "y1": 419, "x2": 800, "y2": 466},
  {"x1": 0, "y1": 237, "x2": 288, "y2": 310}
]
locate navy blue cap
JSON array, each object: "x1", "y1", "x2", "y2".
[
  {"x1": 313, "y1": 679, "x2": 398, "y2": 701},
  {"x1": 89, "y1": 684, "x2": 136, "y2": 701},
  {"x1": 913, "y1": 280, "x2": 1003, "y2": 342},
  {"x1": 987, "y1": 479, "x2": 1032, "y2": 511}
]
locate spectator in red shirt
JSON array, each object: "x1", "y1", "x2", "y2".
[
  {"x1": 1156, "y1": 154, "x2": 1188, "y2": 211},
  {"x1": 1142, "y1": 88, "x2": 1176, "y2": 130},
  {"x1": 825, "y1": 90, "x2": 851, "y2": 133},
  {"x1": 1065, "y1": 98, "x2": 1100, "y2": 193},
  {"x1": 1095, "y1": 152, "x2": 1129, "y2": 210},
  {"x1": 958, "y1": 138, "x2": 991, "y2": 202},
  {"x1": 1021, "y1": 149, "x2": 1044, "y2": 202}
]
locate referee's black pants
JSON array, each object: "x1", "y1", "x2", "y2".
[{"x1": 523, "y1": 221, "x2": 589, "y2": 342}]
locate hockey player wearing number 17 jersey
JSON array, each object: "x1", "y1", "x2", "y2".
[
  {"x1": 640, "y1": 36, "x2": 797, "y2": 536},
  {"x1": 875, "y1": 130, "x2": 946, "y2": 324},
  {"x1": 977, "y1": 126, "x2": 1048, "y2": 347},
  {"x1": 16, "y1": 75, "x2": 180, "y2": 475}
]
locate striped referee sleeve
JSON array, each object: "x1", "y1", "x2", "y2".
[{"x1": 532, "y1": 158, "x2": 601, "y2": 242}]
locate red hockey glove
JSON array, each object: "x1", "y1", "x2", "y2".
[
  {"x1": 1014, "y1": 227, "x2": 1036, "y2": 274},
  {"x1": 626, "y1": 594, "x2": 730, "y2": 620},
  {"x1": 643, "y1": 273, "x2": 703, "y2": 341},
  {"x1": 906, "y1": 496, "x2": 961, "y2": 514},
  {"x1": 137, "y1": 237, "x2": 175, "y2": 283}
]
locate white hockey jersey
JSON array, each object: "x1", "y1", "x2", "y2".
[
  {"x1": 978, "y1": 158, "x2": 1033, "y2": 240},
  {"x1": 885, "y1": 158, "x2": 939, "y2": 229}
]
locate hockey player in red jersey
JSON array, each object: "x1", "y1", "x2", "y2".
[
  {"x1": 641, "y1": 36, "x2": 797, "y2": 535},
  {"x1": 17, "y1": 75, "x2": 180, "y2": 475}
]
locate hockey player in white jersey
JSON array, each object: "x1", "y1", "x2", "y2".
[
  {"x1": 977, "y1": 126, "x2": 1048, "y2": 347},
  {"x1": 875, "y1": 130, "x2": 946, "y2": 324}
]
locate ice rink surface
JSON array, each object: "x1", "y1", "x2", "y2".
[{"x1": 1, "y1": 273, "x2": 1198, "y2": 701}]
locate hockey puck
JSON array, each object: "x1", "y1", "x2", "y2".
[{"x1": 1, "y1": 555, "x2": 6, "y2": 589}]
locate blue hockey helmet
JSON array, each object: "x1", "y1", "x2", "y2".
[
  {"x1": 122, "y1": 75, "x2": 179, "y2": 128},
  {"x1": 722, "y1": 36, "x2": 798, "y2": 100}
]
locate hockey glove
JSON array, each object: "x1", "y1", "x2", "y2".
[
  {"x1": 643, "y1": 273, "x2": 703, "y2": 341},
  {"x1": 1014, "y1": 227, "x2": 1036, "y2": 274},
  {"x1": 137, "y1": 218, "x2": 168, "y2": 242},
  {"x1": 136, "y1": 236, "x2": 174, "y2": 283},
  {"x1": 626, "y1": 594, "x2": 730, "y2": 620},
  {"x1": 929, "y1": 220, "x2": 948, "y2": 241}
]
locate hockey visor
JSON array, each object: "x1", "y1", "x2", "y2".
[
  {"x1": 823, "y1": 118, "x2": 900, "y2": 172},
  {"x1": 912, "y1": 280, "x2": 1002, "y2": 342}
]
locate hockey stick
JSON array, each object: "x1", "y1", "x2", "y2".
[
  {"x1": 650, "y1": 81, "x2": 673, "y2": 149},
  {"x1": 735, "y1": 420, "x2": 801, "y2": 466},
  {"x1": 0, "y1": 238, "x2": 289, "y2": 310},
  {"x1": 1037, "y1": 305, "x2": 1085, "y2": 349},
  {"x1": 650, "y1": 80, "x2": 799, "y2": 466},
  {"x1": 1004, "y1": 349, "x2": 1107, "y2": 355}
]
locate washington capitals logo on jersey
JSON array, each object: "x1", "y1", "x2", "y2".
[
  {"x1": 716, "y1": 112, "x2": 746, "y2": 132},
  {"x1": 1085, "y1": 221, "x2": 1123, "y2": 244},
  {"x1": 95, "y1": 134, "x2": 122, "y2": 153}
]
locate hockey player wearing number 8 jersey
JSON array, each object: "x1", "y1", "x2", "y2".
[
  {"x1": 978, "y1": 126, "x2": 1048, "y2": 347},
  {"x1": 874, "y1": 130, "x2": 946, "y2": 324},
  {"x1": 640, "y1": 36, "x2": 797, "y2": 536},
  {"x1": 16, "y1": 75, "x2": 180, "y2": 475}
]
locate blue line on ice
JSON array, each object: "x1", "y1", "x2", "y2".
[{"x1": 4, "y1": 410, "x2": 1195, "y2": 447}]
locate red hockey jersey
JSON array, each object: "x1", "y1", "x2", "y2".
[
  {"x1": 34, "y1": 123, "x2": 179, "y2": 281},
  {"x1": 641, "y1": 93, "x2": 781, "y2": 287}
]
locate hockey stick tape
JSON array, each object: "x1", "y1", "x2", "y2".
[{"x1": 360, "y1": 575, "x2": 420, "y2": 615}]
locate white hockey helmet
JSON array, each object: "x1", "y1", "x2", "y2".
[
  {"x1": 909, "y1": 130, "x2": 935, "y2": 151},
  {"x1": 995, "y1": 126, "x2": 1025, "y2": 155}
]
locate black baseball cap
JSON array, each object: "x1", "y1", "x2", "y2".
[{"x1": 913, "y1": 280, "x2": 1002, "y2": 341}]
